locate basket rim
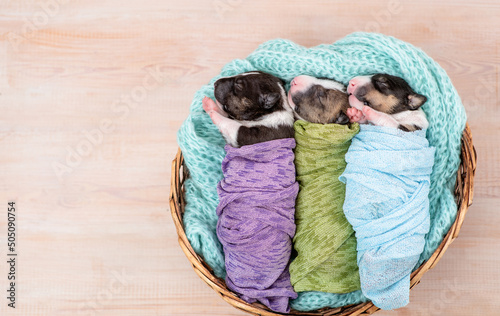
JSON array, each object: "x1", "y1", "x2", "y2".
[{"x1": 169, "y1": 123, "x2": 476, "y2": 316}]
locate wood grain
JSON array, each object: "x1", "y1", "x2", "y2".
[{"x1": 0, "y1": 0, "x2": 498, "y2": 315}]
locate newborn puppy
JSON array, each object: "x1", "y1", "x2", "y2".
[
  {"x1": 287, "y1": 75, "x2": 350, "y2": 124},
  {"x1": 202, "y1": 71, "x2": 294, "y2": 147},
  {"x1": 286, "y1": 75, "x2": 362, "y2": 294},
  {"x1": 347, "y1": 74, "x2": 428, "y2": 131},
  {"x1": 204, "y1": 71, "x2": 299, "y2": 312}
]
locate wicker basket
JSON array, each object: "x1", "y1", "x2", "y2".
[{"x1": 169, "y1": 124, "x2": 476, "y2": 316}]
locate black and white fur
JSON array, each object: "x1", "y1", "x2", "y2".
[
  {"x1": 203, "y1": 71, "x2": 294, "y2": 147},
  {"x1": 347, "y1": 74, "x2": 428, "y2": 131}
]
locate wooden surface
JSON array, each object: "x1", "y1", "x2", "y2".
[{"x1": 0, "y1": 1, "x2": 498, "y2": 315}]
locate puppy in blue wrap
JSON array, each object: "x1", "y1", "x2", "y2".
[{"x1": 340, "y1": 74, "x2": 435, "y2": 310}]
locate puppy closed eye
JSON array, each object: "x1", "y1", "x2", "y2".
[
  {"x1": 316, "y1": 89, "x2": 326, "y2": 104},
  {"x1": 259, "y1": 92, "x2": 280, "y2": 109},
  {"x1": 375, "y1": 76, "x2": 390, "y2": 90},
  {"x1": 233, "y1": 79, "x2": 244, "y2": 93}
]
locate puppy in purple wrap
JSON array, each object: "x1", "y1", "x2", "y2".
[{"x1": 202, "y1": 71, "x2": 298, "y2": 313}]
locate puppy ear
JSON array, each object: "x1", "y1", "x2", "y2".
[
  {"x1": 408, "y1": 93, "x2": 427, "y2": 110},
  {"x1": 259, "y1": 92, "x2": 280, "y2": 109}
]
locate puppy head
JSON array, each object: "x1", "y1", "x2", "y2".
[
  {"x1": 347, "y1": 74, "x2": 427, "y2": 114},
  {"x1": 213, "y1": 71, "x2": 288, "y2": 121},
  {"x1": 287, "y1": 75, "x2": 350, "y2": 124}
]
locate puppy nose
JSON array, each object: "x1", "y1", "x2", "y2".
[
  {"x1": 291, "y1": 75, "x2": 309, "y2": 87},
  {"x1": 347, "y1": 78, "x2": 358, "y2": 94}
]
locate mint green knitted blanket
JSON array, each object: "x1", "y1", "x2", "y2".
[{"x1": 177, "y1": 32, "x2": 467, "y2": 311}]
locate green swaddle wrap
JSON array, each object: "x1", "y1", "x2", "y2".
[{"x1": 290, "y1": 120, "x2": 361, "y2": 294}]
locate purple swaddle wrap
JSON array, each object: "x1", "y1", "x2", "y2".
[{"x1": 216, "y1": 138, "x2": 299, "y2": 313}]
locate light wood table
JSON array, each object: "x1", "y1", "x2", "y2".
[{"x1": 0, "y1": 1, "x2": 497, "y2": 315}]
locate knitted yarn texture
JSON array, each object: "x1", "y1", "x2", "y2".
[
  {"x1": 289, "y1": 120, "x2": 361, "y2": 294},
  {"x1": 217, "y1": 138, "x2": 298, "y2": 313},
  {"x1": 339, "y1": 125, "x2": 435, "y2": 310},
  {"x1": 177, "y1": 32, "x2": 467, "y2": 311}
]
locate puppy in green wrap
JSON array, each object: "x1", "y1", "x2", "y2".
[{"x1": 287, "y1": 75, "x2": 361, "y2": 294}]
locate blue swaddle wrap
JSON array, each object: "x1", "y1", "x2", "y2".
[{"x1": 339, "y1": 124, "x2": 435, "y2": 310}]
